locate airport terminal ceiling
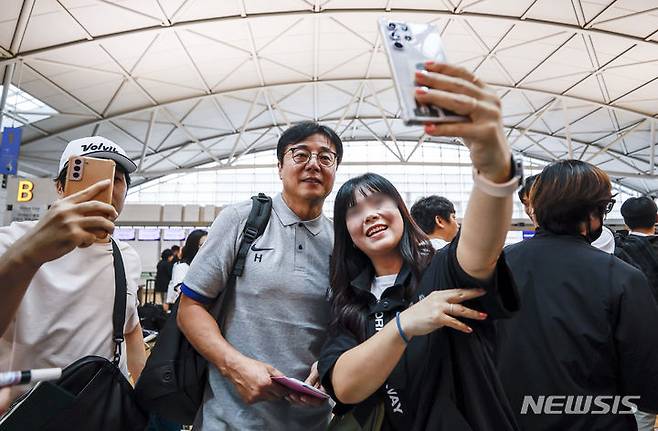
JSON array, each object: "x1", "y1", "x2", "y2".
[{"x1": 0, "y1": 0, "x2": 657, "y2": 194}]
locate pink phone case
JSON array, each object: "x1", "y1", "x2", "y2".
[{"x1": 271, "y1": 376, "x2": 330, "y2": 399}]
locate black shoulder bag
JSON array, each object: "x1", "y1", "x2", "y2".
[
  {"x1": 134, "y1": 193, "x2": 272, "y2": 424},
  {"x1": 0, "y1": 238, "x2": 147, "y2": 431}
]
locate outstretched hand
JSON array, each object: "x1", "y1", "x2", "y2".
[{"x1": 399, "y1": 288, "x2": 488, "y2": 336}]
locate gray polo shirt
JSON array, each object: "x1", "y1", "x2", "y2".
[{"x1": 181, "y1": 193, "x2": 333, "y2": 430}]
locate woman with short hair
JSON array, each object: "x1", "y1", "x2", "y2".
[{"x1": 496, "y1": 159, "x2": 658, "y2": 431}]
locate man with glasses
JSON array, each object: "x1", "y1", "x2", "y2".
[{"x1": 177, "y1": 122, "x2": 341, "y2": 430}]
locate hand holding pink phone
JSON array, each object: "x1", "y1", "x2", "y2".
[{"x1": 271, "y1": 376, "x2": 330, "y2": 400}]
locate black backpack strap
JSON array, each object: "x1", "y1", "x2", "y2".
[
  {"x1": 231, "y1": 193, "x2": 272, "y2": 277},
  {"x1": 110, "y1": 237, "x2": 128, "y2": 366}
]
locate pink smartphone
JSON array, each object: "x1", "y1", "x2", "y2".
[{"x1": 271, "y1": 376, "x2": 330, "y2": 399}]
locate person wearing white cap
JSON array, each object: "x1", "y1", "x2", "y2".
[{"x1": 0, "y1": 136, "x2": 146, "y2": 401}]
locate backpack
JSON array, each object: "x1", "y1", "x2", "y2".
[
  {"x1": 133, "y1": 194, "x2": 272, "y2": 424},
  {"x1": 614, "y1": 233, "x2": 658, "y2": 303}
]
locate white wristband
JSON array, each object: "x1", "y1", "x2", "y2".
[{"x1": 472, "y1": 157, "x2": 523, "y2": 197}]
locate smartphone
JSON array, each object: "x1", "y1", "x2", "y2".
[
  {"x1": 378, "y1": 17, "x2": 468, "y2": 125},
  {"x1": 63, "y1": 156, "x2": 115, "y2": 241},
  {"x1": 63, "y1": 156, "x2": 115, "y2": 204},
  {"x1": 271, "y1": 376, "x2": 330, "y2": 400}
]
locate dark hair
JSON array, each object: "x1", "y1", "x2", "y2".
[
  {"x1": 410, "y1": 195, "x2": 456, "y2": 235},
  {"x1": 181, "y1": 229, "x2": 208, "y2": 265},
  {"x1": 330, "y1": 173, "x2": 433, "y2": 341},
  {"x1": 276, "y1": 121, "x2": 343, "y2": 165},
  {"x1": 171, "y1": 245, "x2": 180, "y2": 253},
  {"x1": 517, "y1": 174, "x2": 538, "y2": 203},
  {"x1": 621, "y1": 197, "x2": 657, "y2": 230},
  {"x1": 161, "y1": 249, "x2": 173, "y2": 260},
  {"x1": 55, "y1": 164, "x2": 131, "y2": 189},
  {"x1": 530, "y1": 160, "x2": 611, "y2": 236}
]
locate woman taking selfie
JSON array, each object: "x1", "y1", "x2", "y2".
[{"x1": 318, "y1": 62, "x2": 521, "y2": 430}]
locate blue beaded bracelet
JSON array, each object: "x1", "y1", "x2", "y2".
[{"x1": 395, "y1": 312, "x2": 410, "y2": 345}]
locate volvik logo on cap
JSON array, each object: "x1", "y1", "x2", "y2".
[
  {"x1": 81, "y1": 143, "x2": 119, "y2": 154},
  {"x1": 58, "y1": 136, "x2": 137, "y2": 174}
]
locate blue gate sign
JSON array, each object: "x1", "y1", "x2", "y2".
[
  {"x1": 522, "y1": 230, "x2": 536, "y2": 240},
  {"x1": 0, "y1": 127, "x2": 21, "y2": 175}
]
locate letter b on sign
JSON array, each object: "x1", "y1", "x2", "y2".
[{"x1": 17, "y1": 179, "x2": 33, "y2": 202}]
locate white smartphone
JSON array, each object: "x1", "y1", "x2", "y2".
[{"x1": 378, "y1": 17, "x2": 468, "y2": 125}]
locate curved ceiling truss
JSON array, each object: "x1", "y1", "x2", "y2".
[{"x1": 1, "y1": 0, "x2": 657, "y2": 193}]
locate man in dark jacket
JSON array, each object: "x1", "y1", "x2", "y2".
[
  {"x1": 154, "y1": 249, "x2": 174, "y2": 304},
  {"x1": 615, "y1": 197, "x2": 658, "y2": 300},
  {"x1": 615, "y1": 196, "x2": 658, "y2": 430}
]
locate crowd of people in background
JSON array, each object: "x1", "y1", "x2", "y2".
[
  {"x1": 152, "y1": 230, "x2": 209, "y2": 313},
  {"x1": 0, "y1": 60, "x2": 657, "y2": 431}
]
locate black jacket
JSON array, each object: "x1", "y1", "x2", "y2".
[
  {"x1": 154, "y1": 259, "x2": 173, "y2": 293},
  {"x1": 497, "y1": 229, "x2": 658, "y2": 431},
  {"x1": 614, "y1": 233, "x2": 658, "y2": 303},
  {"x1": 319, "y1": 237, "x2": 520, "y2": 431}
]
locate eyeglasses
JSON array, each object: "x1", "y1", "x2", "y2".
[
  {"x1": 601, "y1": 194, "x2": 618, "y2": 215},
  {"x1": 603, "y1": 199, "x2": 616, "y2": 215},
  {"x1": 285, "y1": 147, "x2": 337, "y2": 168}
]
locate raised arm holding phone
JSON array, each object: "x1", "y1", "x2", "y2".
[
  {"x1": 0, "y1": 138, "x2": 146, "y2": 402},
  {"x1": 0, "y1": 179, "x2": 116, "y2": 334},
  {"x1": 316, "y1": 19, "x2": 521, "y2": 431}
]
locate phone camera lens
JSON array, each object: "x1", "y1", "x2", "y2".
[
  {"x1": 389, "y1": 31, "x2": 400, "y2": 41},
  {"x1": 400, "y1": 24, "x2": 408, "y2": 31},
  {"x1": 405, "y1": 35, "x2": 413, "y2": 41},
  {"x1": 72, "y1": 172, "x2": 80, "y2": 178},
  {"x1": 73, "y1": 165, "x2": 81, "y2": 172},
  {"x1": 394, "y1": 41, "x2": 404, "y2": 49},
  {"x1": 74, "y1": 159, "x2": 82, "y2": 165},
  {"x1": 387, "y1": 22, "x2": 396, "y2": 30}
]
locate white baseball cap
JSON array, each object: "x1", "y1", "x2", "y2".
[{"x1": 58, "y1": 136, "x2": 137, "y2": 175}]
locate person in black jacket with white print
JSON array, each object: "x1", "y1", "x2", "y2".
[{"x1": 318, "y1": 61, "x2": 521, "y2": 431}]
